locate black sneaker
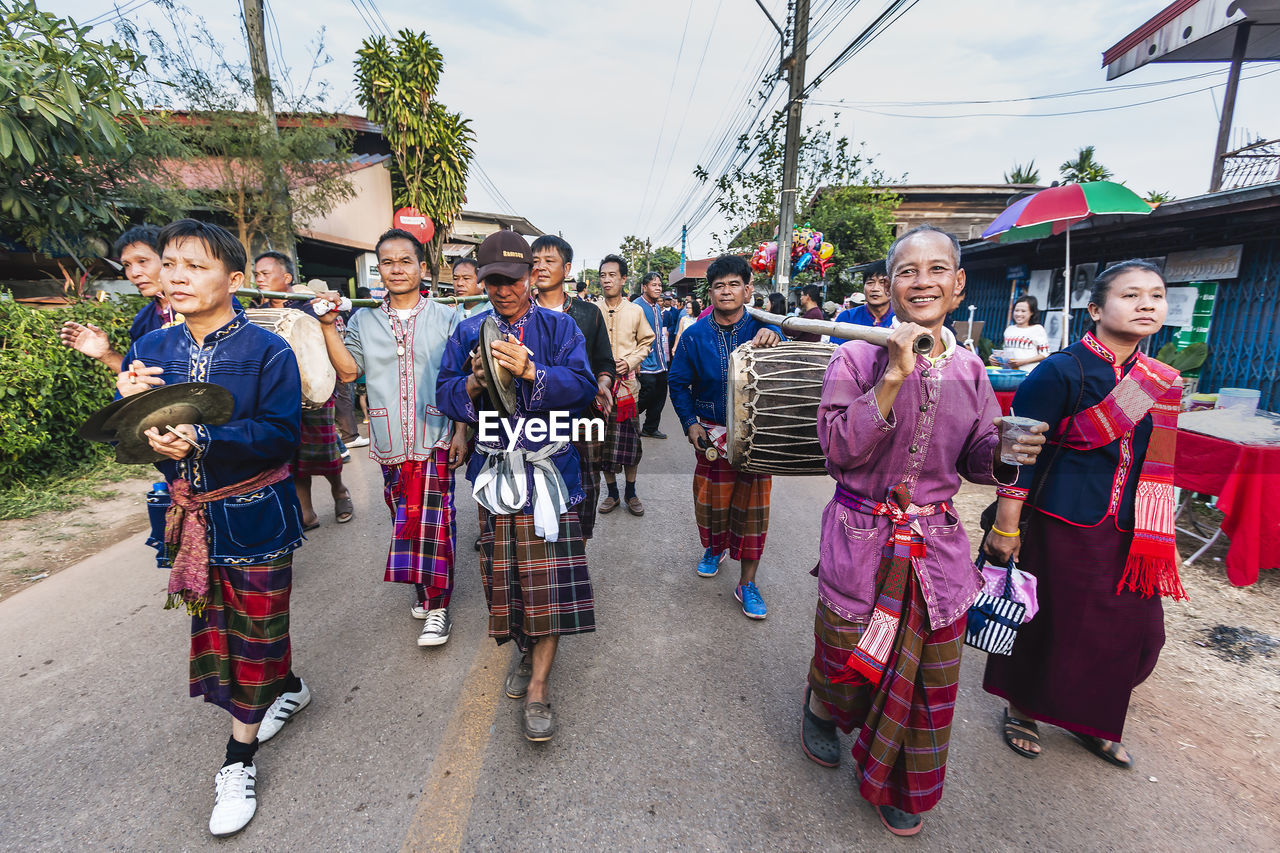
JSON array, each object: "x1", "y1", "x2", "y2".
[{"x1": 641, "y1": 429, "x2": 668, "y2": 439}]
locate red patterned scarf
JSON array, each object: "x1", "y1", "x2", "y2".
[
  {"x1": 1057, "y1": 336, "x2": 1185, "y2": 600},
  {"x1": 164, "y1": 464, "x2": 292, "y2": 615}
]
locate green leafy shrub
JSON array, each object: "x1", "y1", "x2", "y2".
[{"x1": 0, "y1": 297, "x2": 143, "y2": 485}]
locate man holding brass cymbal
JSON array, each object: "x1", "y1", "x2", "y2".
[
  {"x1": 313, "y1": 228, "x2": 470, "y2": 650},
  {"x1": 803, "y1": 225, "x2": 1047, "y2": 838},
  {"x1": 668, "y1": 254, "x2": 781, "y2": 620},
  {"x1": 116, "y1": 219, "x2": 309, "y2": 837},
  {"x1": 437, "y1": 230, "x2": 598, "y2": 743}
]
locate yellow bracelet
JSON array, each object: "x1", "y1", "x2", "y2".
[{"x1": 990, "y1": 525, "x2": 1020, "y2": 539}]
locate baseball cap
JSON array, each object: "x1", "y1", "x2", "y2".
[
  {"x1": 662, "y1": 291, "x2": 675, "y2": 299},
  {"x1": 477, "y1": 230, "x2": 533, "y2": 282}
]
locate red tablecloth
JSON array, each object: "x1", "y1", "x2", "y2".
[
  {"x1": 1175, "y1": 429, "x2": 1280, "y2": 586},
  {"x1": 995, "y1": 390, "x2": 1015, "y2": 415}
]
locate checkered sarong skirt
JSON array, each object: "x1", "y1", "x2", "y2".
[
  {"x1": 808, "y1": 570, "x2": 964, "y2": 815},
  {"x1": 189, "y1": 554, "x2": 292, "y2": 725},
  {"x1": 291, "y1": 398, "x2": 342, "y2": 477},
  {"x1": 601, "y1": 415, "x2": 642, "y2": 473},
  {"x1": 574, "y1": 437, "x2": 602, "y2": 539},
  {"x1": 693, "y1": 453, "x2": 771, "y2": 561},
  {"x1": 480, "y1": 509, "x2": 595, "y2": 653},
  {"x1": 382, "y1": 450, "x2": 455, "y2": 606}
]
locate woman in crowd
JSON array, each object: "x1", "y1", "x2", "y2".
[
  {"x1": 673, "y1": 296, "x2": 701, "y2": 353},
  {"x1": 982, "y1": 260, "x2": 1184, "y2": 769},
  {"x1": 992, "y1": 294, "x2": 1050, "y2": 372}
]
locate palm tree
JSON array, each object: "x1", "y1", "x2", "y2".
[
  {"x1": 1059, "y1": 146, "x2": 1113, "y2": 183},
  {"x1": 1003, "y1": 161, "x2": 1040, "y2": 184}
]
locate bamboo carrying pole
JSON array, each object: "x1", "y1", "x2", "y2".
[
  {"x1": 234, "y1": 288, "x2": 491, "y2": 308},
  {"x1": 745, "y1": 306, "x2": 934, "y2": 355}
]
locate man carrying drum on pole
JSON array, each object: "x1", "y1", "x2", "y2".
[
  {"x1": 801, "y1": 225, "x2": 1046, "y2": 837},
  {"x1": 116, "y1": 219, "x2": 310, "y2": 837},
  {"x1": 668, "y1": 254, "x2": 781, "y2": 620},
  {"x1": 313, "y1": 229, "x2": 469, "y2": 649},
  {"x1": 253, "y1": 250, "x2": 354, "y2": 529}
]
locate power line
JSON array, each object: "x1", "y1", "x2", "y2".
[
  {"x1": 633, "y1": 0, "x2": 696, "y2": 233},
  {"x1": 808, "y1": 65, "x2": 1280, "y2": 119},
  {"x1": 83, "y1": 0, "x2": 156, "y2": 28},
  {"x1": 804, "y1": 0, "x2": 922, "y2": 96},
  {"x1": 360, "y1": 0, "x2": 394, "y2": 37},
  {"x1": 347, "y1": 0, "x2": 379, "y2": 36},
  {"x1": 638, "y1": 0, "x2": 726, "y2": 235}
]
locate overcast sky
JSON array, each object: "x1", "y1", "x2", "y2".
[{"x1": 52, "y1": 0, "x2": 1280, "y2": 271}]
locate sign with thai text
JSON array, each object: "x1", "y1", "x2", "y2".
[{"x1": 1163, "y1": 245, "x2": 1243, "y2": 283}]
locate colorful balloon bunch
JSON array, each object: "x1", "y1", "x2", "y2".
[{"x1": 748, "y1": 223, "x2": 835, "y2": 278}]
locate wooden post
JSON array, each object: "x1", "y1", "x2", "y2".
[{"x1": 1209, "y1": 22, "x2": 1252, "y2": 193}]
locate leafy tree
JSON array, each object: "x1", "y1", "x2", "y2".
[
  {"x1": 807, "y1": 184, "x2": 900, "y2": 300},
  {"x1": 695, "y1": 115, "x2": 898, "y2": 254},
  {"x1": 118, "y1": 4, "x2": 356, "y2": 268},
  {"x1": 1059, "y1": 146, "x2": 1113, "y2": 183},
  {"x1": 618, "y1": 235, "x2": 681, "y2": 289},
  {"x1": 355, "y1": 31, "x2": 475, "y2": 287},
  {"x1": 1004, "y1": 160, "x2": 1040, "y2": 184},
  {"x1": 0, "y1": 2, "x2": 179, "y2": 254},
  {"x1": 1145, "y1": 189, "x2": 1175, "y2": 204}
]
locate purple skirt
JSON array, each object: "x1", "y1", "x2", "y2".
[{"x1": 982, "y1": 513, "x2": 1165, "y2": 741}]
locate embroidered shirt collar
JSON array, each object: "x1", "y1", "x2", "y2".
[
  {"x1": 184, "y1": 313, "x2": 244, "y2": 347},
  {"x1": 379, "y1": 294, "x2": 426, "y2": 320},
  {"x1": 496, "y1": 301, "x2": 536, "y2": 335},
  {"x1": 1083, "y1": 331, "x2": 1138, "y2": 366},
  {"x1": 922, "y1": 326, "x2": 957, "y2": 367}
]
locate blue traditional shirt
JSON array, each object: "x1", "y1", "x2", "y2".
[
  {"x1": 669, "y1": 311, "x2": 780, "y2": 430},
  {"x1": 634, "y1": 295, "x2": 669, "y2": 373},
  {"x1": 830, "y1": 304, "x2": 896, "y2": 344},
  {"x1": 123, "y1": 315, "x2": 304, "y2": 567},
  {"x1": 437, "y1": 302, "x2": 597, "y2": 511},
  {"x1": 344, "y1": 296, "x2": 459, "y2": 465},
  {"x1": 1000, "y1": 333, "x2": 1154, "y2": 530}
]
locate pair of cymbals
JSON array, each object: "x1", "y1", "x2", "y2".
[
  {"x1": 80, "y1": 383, "x2": 235, "y2": 464},
  {"x1": 478, "y1": 316, "x2": 518, "y2": 419}
]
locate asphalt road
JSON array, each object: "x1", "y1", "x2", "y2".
[{"x1": 1, "y1": 403, "x2": 1273, "y2": 851}]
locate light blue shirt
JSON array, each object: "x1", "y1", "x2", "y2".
[{"x1": 344, "y1": 297, "x2": 460, "y2": 465}]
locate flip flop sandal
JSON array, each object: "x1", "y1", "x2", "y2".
[
  {"x1": 876, "y1": 804, "x2": 923, "y2": 837},
  {"x1": 334, "y1": 493, "x2": 354, "y2": 524},
  {"x1": 303, "y1": 519, "x2": 321, "y2": 532},
  {"x1": 1072, "y1": 733, "x2": 1134, "y2": 769},
  {"x1": 1002, "y1": 709, "x2": 1042, "y2": 759},
  {"x1": 801, "y1": 687, "x2": 841, "y2": 768}
]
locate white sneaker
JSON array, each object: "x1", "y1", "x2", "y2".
[
  {"x1": 411, "y1": 602, "x2": 428, "y2": 619},
  {"x1": 417, "y1": 607, "x2": 452, "y2": 647},
  {"x1": 256, "y1": 680, "x2": 311, "y2": 743},
  {"x1": 347, "y1": 436, "x2": 370, "y2": 448},
  {"x1": 209, "y1": 762, "x2": 257, "y2": 836}
]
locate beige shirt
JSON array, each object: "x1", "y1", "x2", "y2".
[{"x1": 598, "y1": 297, "x2": 654, "y2": 397}]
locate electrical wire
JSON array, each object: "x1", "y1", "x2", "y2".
[
  {"x1": 808, "y1": 65, "x2": 1280, "y2": 119},
  {"x1": 82, "y1": 0, "x2": 156, "y2": 28},
  {"x1": 633, "y1": 0, "x2": 696, "y2": 233}
]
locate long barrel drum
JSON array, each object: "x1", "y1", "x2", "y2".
[
  {"x1": 235, "y1": 287, "x2": 492, "y2": 308},
  {"x1": 745, "y1": 306, "x2": 933, "y2": 355}
]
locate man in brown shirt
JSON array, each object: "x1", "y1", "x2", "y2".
[{"x1": 596, "y1": 254, "x2": 654, "y2": 516}]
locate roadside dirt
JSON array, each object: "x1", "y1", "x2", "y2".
[
  {"x1": 0, "y1": 472, "x2": 153, "y2": 603},
  {"x1": 952, "y1": 483, "x2": 1280, "y2": 816}
]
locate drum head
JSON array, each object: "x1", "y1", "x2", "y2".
[
  {"x1": 245, "y1": 309, "x2": 335, "y2": 408},
  {"x1": 480, "y1": 316, "x2": 518, "y2": 418}
]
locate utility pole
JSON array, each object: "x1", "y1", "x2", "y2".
[
  {"x1": 242, "y1": 0, "x2": 297, "y2": 268},
  {"x1": 773, "y1": 0, "x2": 810, "y2": 294},
  {"x1": 680, "y1": 223, "x2": 687, "y2": 276},
  {"x1": 1208, "y1": 22, "x2": 1251, "y2": 194}
]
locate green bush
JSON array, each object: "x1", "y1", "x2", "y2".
[{"x1": 0, "y1": 296, "x2": 144, "y2": 484}]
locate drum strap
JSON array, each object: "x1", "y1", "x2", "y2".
[{"x1": 473, "y1": 435, "x2": 571, "y2": 543}]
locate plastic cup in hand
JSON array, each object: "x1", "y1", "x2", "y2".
[{"x1": 999, "y1": 416, "x2": 1041, "y2": 466}]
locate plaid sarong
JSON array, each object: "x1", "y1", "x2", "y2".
[
  {"x1": 189, "y1": 554, "x2": 292, "y2": 725},
  {"x1": 291, "y1": 398, "x2": 342, "y2": 478},
  {"x1": 574, "y1": 437, "x2": 602, "y2": 539},
  {"x1": 601, "y1": 414, "x2": 642, "y2": 473},
  {"x1": 382, "y1": 449, "x2": 455, "y2": 608},
  {"x1": 809, "y1": 571, "x2": 964, "y2": 815},
  {"x1": 693, "y1": 452, "x2": 771, "y2": 561},
  {"x1": 480, "y1": 509, "x2": 595, "y2": 653}
]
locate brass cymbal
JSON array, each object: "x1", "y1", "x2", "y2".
[
  {"x1": 479, "y1": 315, "x2": 518, "y2": 420},
  {"x1": 79, "y1": 383, "x2": 236, "y2": 464}
]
